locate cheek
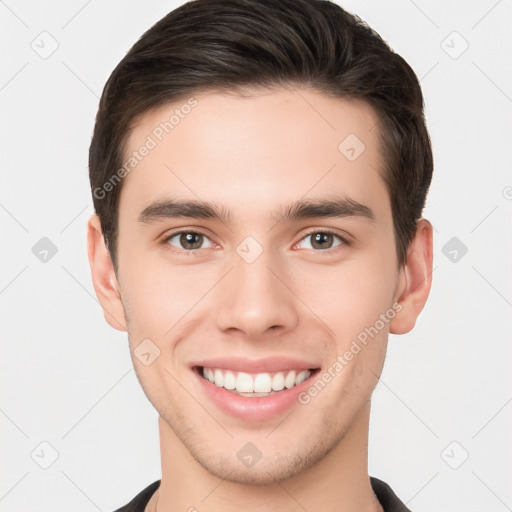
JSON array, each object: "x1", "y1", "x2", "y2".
[
  {"x1": 118, "y1": 248, "x2": 218, "y2": 354},
  {"x1": 118, "y1": 237, "x2": 178, "y2": 308},
  {"x1": 292, "y1": 255, "x2": 397, "y2": 337}
]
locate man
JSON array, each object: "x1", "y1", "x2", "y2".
[{"x1": 87, "y1": 0, "x2": 433, "y2": 510}]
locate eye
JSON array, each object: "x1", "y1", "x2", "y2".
[
  {"x1": 296, "y1": 229, "x2": 348, "y2": 251},
  {"x1": 163, "y1": 230, "x2": 216, "y2": 253},
  {"x1": 161, "y1": 228, "x2": 349, "y2": 255}
]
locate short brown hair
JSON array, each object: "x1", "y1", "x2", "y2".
[{"x1": 89, "y1": 0, "x2": 433, "y2": 272}]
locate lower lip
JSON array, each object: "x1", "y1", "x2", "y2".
[{"x1": 194, "y1": 368, "x2": 318, "y2": 421}]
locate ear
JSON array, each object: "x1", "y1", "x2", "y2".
[
  {"x1": 390, "y1": 218, "x2": 433, "y2": 334},
  {"x1": 87, "y1": 214, "x2": 128, "y2": 332}
]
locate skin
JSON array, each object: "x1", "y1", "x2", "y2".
[{"x1": 87, "y1": 87, "x2": 433, "y2": 511}]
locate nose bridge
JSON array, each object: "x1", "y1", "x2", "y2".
[{"x1": 214, "y1": 239, "x2": 299, "y2": 338}]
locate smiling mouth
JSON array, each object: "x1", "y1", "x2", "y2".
[{"x1": 194, "y1": 366, "x2": 320, "y2": 397}]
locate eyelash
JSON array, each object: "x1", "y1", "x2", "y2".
[{"x1": 161, "y1": 228, "x2": 350, "y2": 256}]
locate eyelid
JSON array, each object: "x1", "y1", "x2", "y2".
[
  {"x1": 161, "y1": 228, "x2": 217, "y2": 252},
  {"x1": 295, "y1": 227, "x2": 351, "y2": 249},
  {"x1": 300, "y1": 226, "x2": 350, "y2": 241}
]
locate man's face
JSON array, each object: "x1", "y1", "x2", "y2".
[{"x1": 113, "y1": 88, "x2": 404, "y2": 484}]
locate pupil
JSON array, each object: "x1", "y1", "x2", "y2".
[
  {"x1": 313, "y1": 233, "x2": 332, "y2": 249},
  {"x1": 182, "y1": 232, "x2": 202, "y2": 249}
]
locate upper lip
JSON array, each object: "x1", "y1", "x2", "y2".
[{"x1": 191, "y1": 356, "x2": 320, "y2": 374}]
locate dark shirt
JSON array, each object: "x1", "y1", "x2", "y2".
[{"x1": 113, "y1": 477, "x2": 411, "y2": 512}]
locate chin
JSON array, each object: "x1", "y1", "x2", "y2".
[{"x1": 187, "y1": 437, "x2": 332, "y2": 486}]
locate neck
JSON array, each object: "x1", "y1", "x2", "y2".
[{"x1": 151, "y1": 401, "x2": 382, "y2": 512}]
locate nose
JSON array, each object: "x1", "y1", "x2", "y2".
[{"x1": 213, "y1": 247, "x2": 300, "y2": 340}]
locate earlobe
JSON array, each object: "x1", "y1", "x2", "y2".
[
  {"x1": 389, "y1": 218, "x2": 433, "y2": 335},
  {"x1": 87, "y1": 214, "x2": 128, "y2": 332}
]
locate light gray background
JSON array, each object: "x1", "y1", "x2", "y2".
[{"x1": 1, "y1": 1, "x2": 511, "y2": 511}]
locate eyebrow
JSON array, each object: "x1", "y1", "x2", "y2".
[{"x1": 137, "y1": 195, "x2": 375, "y2": 225}]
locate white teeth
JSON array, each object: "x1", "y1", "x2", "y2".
[
  {"x1": 272, "y1": 372, "x2": 285, "y2": 391},
  {"x1": 201, "y1": 367, "x2": 313, "y2": 393},
  {"x1": 295, "y1": 370, "x2": 311, "y2": 385},
  {"x1": 284, "y1": 371, "x2": 296, "y2": 389},
  {"x1": 214, "y1": 369, "x2": 224, "y2": 388},
  {"x1": 254, "y1": 373, "x2": 272, "y2": 392},
  {"x1": 236, "y1": 372, "x2": 254, "y2": 393},
  {"x1": 203, "y1": 367, "x2": 215, "y2": 383},
  {"x1": 223, "y1": 370, "x2": 236, "y2": 389}
]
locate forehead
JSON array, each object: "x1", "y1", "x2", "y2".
[{"x1": 119, "y1": 87, "x2": 389, "y2": 225}]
